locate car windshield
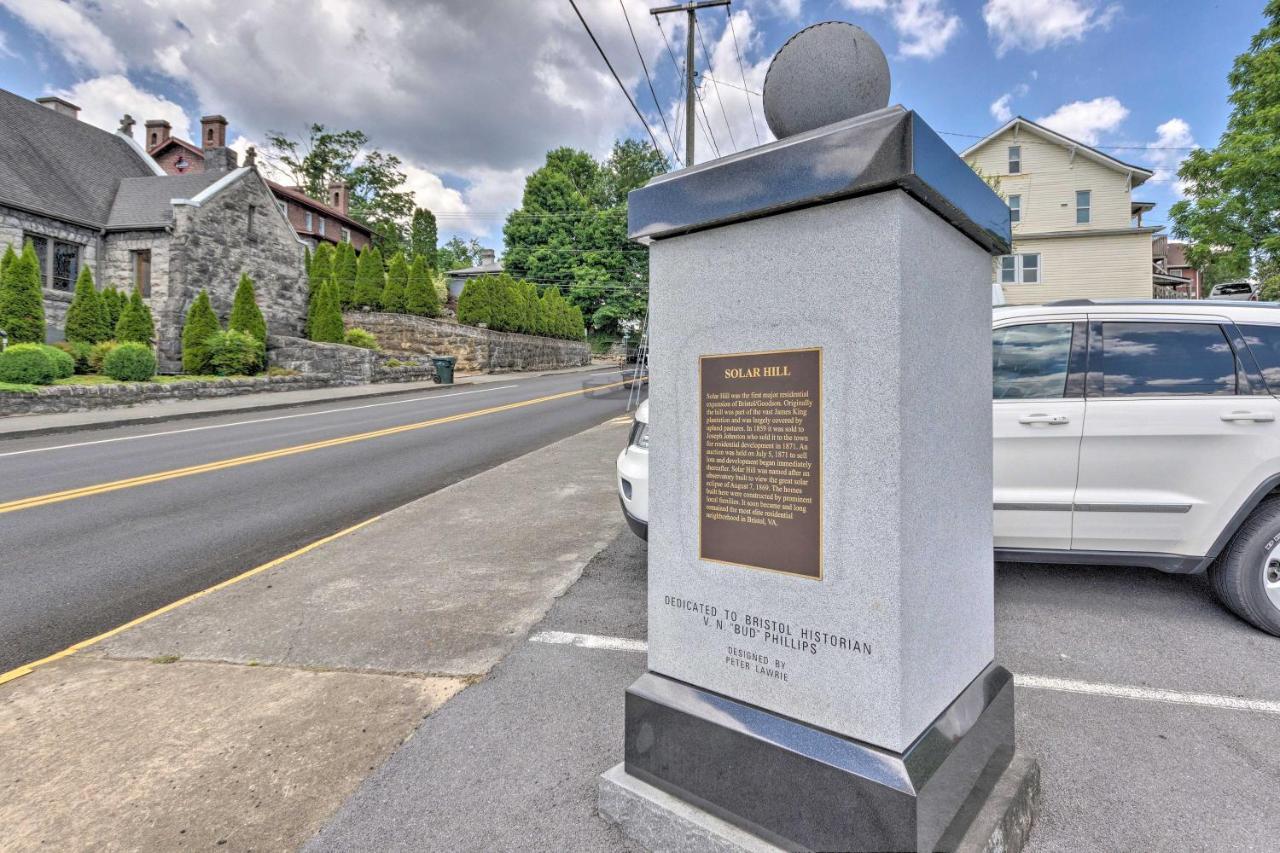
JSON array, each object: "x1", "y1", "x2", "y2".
[{"x1": 1215, "y1": 283, "x2": 1253, "y2": 295}]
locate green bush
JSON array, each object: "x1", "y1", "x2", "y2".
[
  {"x1": 205, "y1": 329, "x2": 265, "y2": 376},
  {"x1": 102, "y1": 341, "x2": 156, "y2": 381},
  {"x1": 181, "y1": 290, "x2": 221, "y2": 374},
  {"x1": 334, "y1": 241, "x2": 358, "y2": 308},
  {"x1": 343, "y1": 328, "x2": 379, "y2": 350},
  {"x1": 115, "y1": 287, "x2": 155, "y2": 344},
  {"x1": 381, "y1": 252, "x2": 408, "y2": 313},
  {"x1": 102, "y1": 287, "x2": 124, "y2": 330},
  {"x1": 0, "y1": 343, "x2": 56, "y2": 384},
  {"x1": 228, "y1": 273, "x2": 267, "y2": 342},
  {"x1": 405, "y1": 255, "x2": 440, "y2": 317},
  {"x1": 40, "y1": 344, "x2": 75, "y2": 379},
  {"x1": 54, "y1": 340, "x2": 93, "y2": 374},
  {"x1": 89, "y1": 340, "x2": 119, "y2": 373},
  {"x1": 0, "y1": 242, "x2": 46, "y2": 344},
  {"x1": 354, "y1": 246, "x2": 386, "y2": 309},
  {"x1": 64, "y1": 267, "x2": 111, "y2": 343},
  {"x1": 310, "y1": 281, "x2": 345, "y2": 343},
  {"x1": 1260, "y1": 275, "x2": 1280, "y2": 303}
]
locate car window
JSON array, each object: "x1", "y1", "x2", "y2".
[
  {"x1": 993, "y1": 323, "x2": 1073, "y2": 399},
  {"x1": 1215, "y1": 283, "x2": 1253, "y2": 296},
  {"x1": 1239, "y1": 324, "x2": 1280, "y2": 393},
  {"x1": 1097, "y1": 322, "x2": 1236, "y2": 397}
]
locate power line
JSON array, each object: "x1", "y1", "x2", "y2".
[
  {"x1": 567, "y1": 0, "x2": 667, "y2": 163},
  {"x1": 654, "y1": 13, "x2": 722, "y2": 160},
  {"x1": 696, "y1": 17, "x2": 736, "y2": 152},
  {"x1": 725, "y1": 7, "x2": 761, "y2": 145},
  {"x1": 618, "y1": 0, "x2": 681, "y2": 166}
]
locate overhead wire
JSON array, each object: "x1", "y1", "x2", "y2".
[
  {"x1": 618, "y1": 0, "x2": 681, "y2": 166},
  {"x1": 695, "y1": 16, "x2": 737, "y2": 152},
  {"x1": 724, "y1": 7, "x2": 761, "y2": 146},
  {"x1": 654, "y1": 14, "x2": 722, "y2": 159}
]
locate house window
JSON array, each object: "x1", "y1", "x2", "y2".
[
  {"x1": 317, "y1": 217, "x2": 326, "y2": 237},
  {"x1": 247, "y1": 204, "x2": 256, "y2": 235},
  {"x1": 1008, "y1": 194, "x2": 1021, "y2": 224},
  {"x1": 1076, "y1": 190, "x2": 1091, "y2": 224},
  {"x1": 998, "y1": 253, "x2": 1041, "y2": 284},
  {"x1": 1008, "y1": 145, "x2": 1021, "y2": 174},
  {"x1": 277, "y1": 199, "x2": 288, "y2": 217},
  {"x1": 133, "y1": 249, "x2": 152, "y2": 298},
  {"x1": 341, "y1": 227, "x2": 351, "y2": 243},
  {"x1": 23, "y1": 233, "x2": 81, "y2": 291},
  {"x1": 304, "y1": 211, "x2": 313, "y2": 231}
]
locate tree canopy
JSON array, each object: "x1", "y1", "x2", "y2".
[
  {"x1": 1171, "y1": 1, "x2": 1280, "y2": 277},
  {"x1": 502, "y1": 140, "x2": 666, "y2": 336}
]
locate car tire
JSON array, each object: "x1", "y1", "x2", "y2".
[{"x1": 1210, "y1": 497, "x2": 1280, "y2": 637}]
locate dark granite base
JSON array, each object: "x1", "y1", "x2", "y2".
[{"x1": 617, "y1": 664, "x2": 1015, "y2": 852}]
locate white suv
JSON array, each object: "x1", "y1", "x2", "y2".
[
  {"x1": 994, "y1": 299, "x2": 1280, "y2": 635},
  {"x1": 620, "y1": 300, "x2": 1280, "y2": 636}
]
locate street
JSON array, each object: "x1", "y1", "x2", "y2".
[{"x1": 0, "y1": 368, "x2": 634, "y2": 674}]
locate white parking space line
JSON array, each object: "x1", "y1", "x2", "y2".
[
  {"x1": 528, "y1": 630, "x2": 647, "y2": 652},
  {"x1": 530, "y1": 631, "x2": 1280, "y2": 717},
  {"x1": 0, "y1": 385, "x2": 520, "y2": 458}
]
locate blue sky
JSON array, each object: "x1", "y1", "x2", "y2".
[{"x1": 0, "y1": 1, "x2": 1267, "y2": 248}]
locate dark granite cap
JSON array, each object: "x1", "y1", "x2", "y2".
[{"x1": 627, "y1": 105, "x2": 1012, "y2": 256}]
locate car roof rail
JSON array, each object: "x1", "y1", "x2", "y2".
[{"x1": 1044, "y1": 299, "x2": 1095, "y2": 306}]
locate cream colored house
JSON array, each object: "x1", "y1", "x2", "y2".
[{"x1": 964, "y1": 117, "x2": 1159, "y2": 304}]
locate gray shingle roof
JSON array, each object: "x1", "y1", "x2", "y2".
[
  {"x1": 0, "y1": 88, "x2": 157, "y2": 227},
  {"x1": 107, "y1": 172, "x2": 225, "y2": 230}
]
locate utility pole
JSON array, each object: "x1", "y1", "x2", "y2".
[{"x1": 650, "y1": 0, "x2": 730, "y2": 166}]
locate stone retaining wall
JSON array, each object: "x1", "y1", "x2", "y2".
[
  {"x1": 266, "y1": 335, "x2": 435, "y2": 385},
  {"x1": 346, "y1": 311, "x2": 591, "y2": 373}
]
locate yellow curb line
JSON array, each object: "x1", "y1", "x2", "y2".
[
  {"x1": 0, "y1": 378, "x2": 637, "y2": 516},
  {"x1": 0, "y1": 515, "x2": 382, "y2": 687}
]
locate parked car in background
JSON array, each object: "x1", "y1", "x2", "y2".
[
  {"x1": 1207, "y1": 281, "x2": 1258, "y2": 301},
  {"x1": 622, "y1": 301, "x2": 1280, "y2": 636},
  {"x1": 616, "y1": 400, "x2": 648, "y2": 540}
]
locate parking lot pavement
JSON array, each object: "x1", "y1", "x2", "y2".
[{"x1": 309, "y1": 538, "x2": 1280, "y2": 852}]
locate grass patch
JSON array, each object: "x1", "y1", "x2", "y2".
[
  {"x1": 0, "y1": 373, "x2": 260, "y2": 393},
  {"x1": 149, "y1": 654, "x2": 181, "y2": 664}
]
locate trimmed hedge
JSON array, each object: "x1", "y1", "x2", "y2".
[
  {"x1": 102, "y1": 342, "x2": 157, "y2": 381},
  {"x1": 206, "y1": 329, "x2": 265, "y2": 376},
  {"x1": 40, "y1": 344, "x2": 75, "y2": 379},
  {"x1": 0, "y1": 343, "x2": 56, "y2": 385},
  {"x1": 54, "y1": 340, "x2": 93, "y2": 374}
]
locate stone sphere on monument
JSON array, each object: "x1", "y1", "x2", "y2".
[{"x1": 762, "y1": 21, "x2": 891, "y2": 139}]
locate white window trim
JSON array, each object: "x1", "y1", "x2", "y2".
[
  {"x1": 1008, "y1": 194, "x2": 1021, "y2": 224},
  {"x1": 317, "y1": 217, "x2": 326, "y2": 236},
  {"x1": 341, "y1": 227, "x2": 351, "y2": 243},
  {"x1": 1076, "y1": 190, "x2": 1091, "y2": 224},
  {"x1": 998, "y1": 253, "x2": 1042, "y2": 285},
  {"x1": 277, "y1": 199, "x2": 288, "y2": 217},
  {"x1": 304, "y1": 210, "x2": 313, "y2": 231},
  {"x1": 1008, "y1": 145, "x2": 1021, "y2": 174}
]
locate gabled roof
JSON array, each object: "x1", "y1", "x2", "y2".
[
  {"x1": 0, "y1": 88, "x2": 159, "y2": 227},
  {"x1": 962, "y1": 115, "x2": 1154, "y2": 187},
  {"x1": 266, "y1": 180, "x2": 371, "y2": 235},
  {"x1": 149, "y1": 136, "x2": 204, "y2": 160},
  {"x1": 106, "y1": 171, "x2": 225, "y2": 230}
]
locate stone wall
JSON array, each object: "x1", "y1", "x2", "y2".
[
  {"x1": 101, "y1": 230, "x2": 171, "y2": 297},
  {"x1": 345, "y1": 311, "x2": 591, "y2": 373},
  {"x1": 0, "y1": 204, "x2": 104, "y2": 341},
  {"x1": 267, "y1": 335, "x2": 435, "y2": 385},
  {"x1": 162, "y1": 169, "x2": 309, "y2": 372},
  {"x1": 0, "y1": 374, "x2": 327, "y2": 417}
]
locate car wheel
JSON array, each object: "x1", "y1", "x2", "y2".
[{"x1": 1210, "y1": 497, "x2": 1280, "y2": 637}]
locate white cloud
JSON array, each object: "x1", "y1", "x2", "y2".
[
  {"x1": 990, "y1": 94, "x2": 1014, "y2": 123},
  {"x1": 982, "y1": 0, "x2": 1120, "y2": 56},
  {"x1": 842, "y1": 0, "x2": 961, "y2": 59},
  {"x1": 53, "y1": 74, "x2": 192, "y2": 141},
  {"x1": 0, "y1": 0, "x2": 124, "y2": 73},
  {"x1": 1145, "y1": 117, "x2": 1195, "y2": 197},
  {"x1": 677, "y1": 9, "x2": 774, "y2": 162},
  {"x1": 1036, "y1": 96, "x2": 1128, "y2": 145}
]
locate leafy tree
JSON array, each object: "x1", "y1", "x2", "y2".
[
  {"x1": 115, "y1": 287, "x2": 155, "y2": 344},
  {"x1": 405, "y1": 255, "x2": 441, "y2": 317},
  {"x1": 0, "y1": 241, "x2": 46, "y2": 343},
  {"x1": 436, "y1": 236, "x2": 485, "y2": 273},
  {"x1": 410, "y1": 208, "x2": 439, "y2": 271},
  {"x1": 382, "y1": 251, "x2": 409, "y2": 313},
  {"x1": 229, "y1": 273, "x2": 268, "y2": 342},
  {"x1": 354, "y1": 246, "x2": 386, "y2": 309},
  {"x1": 503, "y1": 141, "x2": 665, "y2": 337},
  {"x1": 1171, "y1": 1, "x2": 1280, "y2": 276},
  {"x1": 64, "y1": 266, "x2": 111, "y2": 343},
  {"x1": 310, "y1": 281, "x2": 345, "y2": 343},
  {"x1": 181, "y1": 290, "x2": 221, "y2": 374},
  {"x1": 262, "y1": 125, "x2": 415, "y2": 250},
  {"x1": 333, "y1": 241, "x2": 359, "y2": 308}
]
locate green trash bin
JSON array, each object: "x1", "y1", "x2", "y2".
[{"x1": 431, "y1": 356, "x2": 456, "y2": 385}]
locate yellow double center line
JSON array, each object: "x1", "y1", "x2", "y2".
[{"x1": 0, "y1": 378, "x2": 636, "y2": 516}]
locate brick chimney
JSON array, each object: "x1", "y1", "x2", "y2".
[
  {"x1": 327, "y1": 181, "x2": 350, "y2": 215},
  {"x1": 35, "y1": 96, "x2": 80, "y2": 120},
  {"x1": 199, "y1": 114, "x2": 238, "y2": 172},
  {"x1": 144, "y1": 119, "x2": 171, "y2": 150}
]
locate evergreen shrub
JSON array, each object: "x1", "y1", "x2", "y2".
[
  {"x1": 102, "y1": 342, "x2": 157, "y2": 381},
  {"x1": 0, "y1": 343, "x2": 56, "y2": 384}
]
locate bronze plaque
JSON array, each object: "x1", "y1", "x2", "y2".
[{"x1": 700, "y1": 347, "x2": 822, "y2": 579}]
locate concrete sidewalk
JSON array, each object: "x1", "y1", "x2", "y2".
[
  {"x1": 0, "y1": 363, "x2": 615, "y2": 440},
  {"x1": 0, "y1": 418, "x2": 629, "y2": 851}
]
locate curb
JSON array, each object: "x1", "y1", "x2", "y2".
[{"x1": 0, "y1": 380, "x2": 475, "y2": 442}]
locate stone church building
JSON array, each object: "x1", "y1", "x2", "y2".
[{"x1": 0, "y1": 89, "x2": 308, "y2": 372}]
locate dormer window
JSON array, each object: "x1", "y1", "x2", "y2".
[{"x1": 1008, "y1": 146, "x2": 1021, "y2": 174}]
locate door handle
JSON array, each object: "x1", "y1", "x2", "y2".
[
  {"x1": 1018, "y1": 414, "x2": 1070, "y2": 425},
  {"x1": 1221, "y1": 411, "x2": 1276, "y2": 423}
]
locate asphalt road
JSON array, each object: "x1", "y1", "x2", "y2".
[{"x1": 0, "y1": 368, "x2": 638, "y2": 673}]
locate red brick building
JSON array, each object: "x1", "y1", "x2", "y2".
[{"x1": 147, "y1": 116, "x2": 373, "y2": 251}]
